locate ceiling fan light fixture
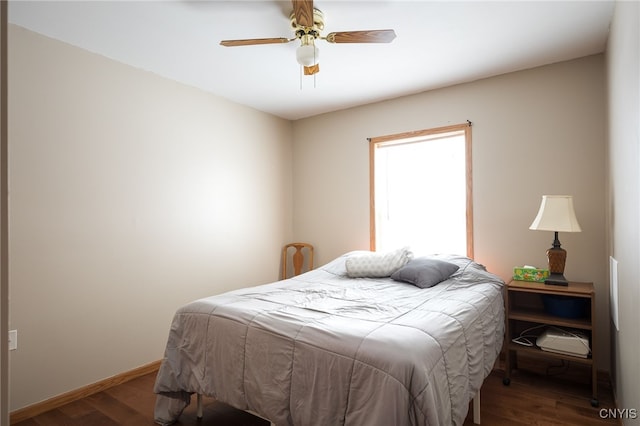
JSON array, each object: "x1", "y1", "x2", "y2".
[{"x1": 296, "y1": 36, "x2": 319, "y2": 66}]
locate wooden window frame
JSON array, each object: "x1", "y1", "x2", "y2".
[{"x1": 368, "y1": 122, "x2": 474, "y2": 258}]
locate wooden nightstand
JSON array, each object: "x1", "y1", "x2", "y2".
[{"x1": 503, "y1": 279, "x2": 598, "y2": 407}]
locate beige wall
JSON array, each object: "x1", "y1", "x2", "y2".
[
  {"x1": 1, "y1": 3, "x2": 9, "y2": 425},
  {"x1": 606, "y1": 1, "x2": 640, "y2": 419},
  {"x1": 292, "y1": 55, "x2": 609, "y2": 370},
  {"x1": 8, "y1": 25, "x2": 293, "y2": 411}
]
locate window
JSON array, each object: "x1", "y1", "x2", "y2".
[{"x1": 369, "y1": 123, "x2": 473, "y2": 257}]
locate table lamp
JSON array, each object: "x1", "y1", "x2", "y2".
[{"x1": 529, "y1": 195, "x2": 582, "y2": 285}]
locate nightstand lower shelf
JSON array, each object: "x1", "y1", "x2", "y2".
[{"x1": 506, "y1": 343, "x2": 593, "y2": 365}]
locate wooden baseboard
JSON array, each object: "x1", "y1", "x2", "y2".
[{"x1": 10, "y1": 359, "x2": 162, "y2": 424}]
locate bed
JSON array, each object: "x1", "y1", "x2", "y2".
[{"x1": 153, "y1": 251, "x2": 505, "y2": 426}]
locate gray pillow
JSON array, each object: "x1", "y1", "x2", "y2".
[{"x1": 390, "y1": 257, "x2": 459, "y2": 288}]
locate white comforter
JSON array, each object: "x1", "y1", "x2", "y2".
[{"x1": 154, "y1": 253, "x2": 504, "y2": 426}]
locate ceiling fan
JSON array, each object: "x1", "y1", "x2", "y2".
[{"x1": 220, "y1": 0, "x2": 397, "y2": 75}]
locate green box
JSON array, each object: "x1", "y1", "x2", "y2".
[{"x1": 513, "y1": 267, "x2": 550, "y2": 282}]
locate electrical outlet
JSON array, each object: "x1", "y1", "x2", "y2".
[{"x1": 8, "y1": 330, "x2": 17, "y2": 351}]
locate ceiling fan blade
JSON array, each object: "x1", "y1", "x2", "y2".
[
  {"x1": 220, "y1": 37, "x2": 291, "y2": 47},
  {"x1": 304, "y1": 64, "x2": 320, "y2": 75},
  {"x1": 292, "y1": 0, "x2": 314, "y2": 28},
  {"x1": 325, "y1": 29, "x2": 397, "y2": 44}
]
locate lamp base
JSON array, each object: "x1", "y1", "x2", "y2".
[
  {"x1": 545, "y1": 232, "x2": 569, "y2": 286},
  {"x1": 545, "y1": 273, "x2": 569, "y2": 286}
]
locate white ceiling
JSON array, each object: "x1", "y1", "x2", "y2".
[{"x1": 9, "y1": 1, "x2": 614, "y2": 120}]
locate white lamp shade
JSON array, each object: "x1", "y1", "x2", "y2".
[
  {"x1": 296, "y1": 44, "x2": 319, "y2": 66},
  {"x1": 529, "y1": 195, "x2": 582, "y2": 232}
]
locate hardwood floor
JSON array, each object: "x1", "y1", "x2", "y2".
[{"x1": 14, "y1": 359, "x2": 619, "y2": 426}]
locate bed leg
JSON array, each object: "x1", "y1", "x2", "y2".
[
  {"x1": 473, "y1": 389, "x2": 480, "y2": 424},
  {"x1": 196, "y1": 393, "x2": 203, "y2": 420}
]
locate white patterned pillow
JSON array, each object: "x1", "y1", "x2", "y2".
[{"x1": 345, "y1": 247, "x2": 413, "y2": 278}]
